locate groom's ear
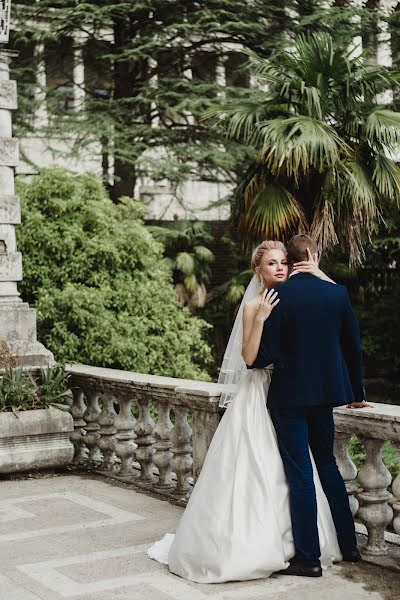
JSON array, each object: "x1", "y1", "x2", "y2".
[
  {"x1": 306, "y1": 247, "x2": 318, "y2": 263},
  {"x1": 307, "y1": 246, "x2": 319, "y2": 264}
]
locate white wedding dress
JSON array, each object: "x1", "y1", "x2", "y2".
[{"x1": 147, "y1": 367, "x2": 342, "y2": 583}]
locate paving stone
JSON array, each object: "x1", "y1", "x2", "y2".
[{"x1": 0, "y1": 475, "x2": 387, "y2": 600}]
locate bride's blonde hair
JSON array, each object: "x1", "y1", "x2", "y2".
[{"x1": 251, "y1": 240, "x2": 287, "y2": 272}]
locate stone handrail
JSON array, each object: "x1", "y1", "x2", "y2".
[{"x1": 66, "y1": 363, "x2": 400, "y2": 565}]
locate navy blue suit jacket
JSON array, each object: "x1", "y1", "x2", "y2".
[{"x1": 249, "y1": 273, "x2": 365, "y2": 408}]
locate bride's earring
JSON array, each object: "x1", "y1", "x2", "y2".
[{"x1": 259, "y1": 275, "x2": 264, "y2": 292}]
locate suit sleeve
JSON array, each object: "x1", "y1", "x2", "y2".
[
  {"x1": 248, "y1": 303, "x2": 281, "y2": 369},
  {"x1": 340, "y1": 287, "x2": 366, "y2": 402}
]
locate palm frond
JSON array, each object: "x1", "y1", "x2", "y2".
[
  {"x1": 225, "y1": 281, "x2": 246, "y2": 304},
  {"x1": 365, "y1": 110, "x2": 400, "y2": 151},
  {"x1": 183, "y1": 274, "x2": 198, "y2": 294},
  {"x1": 340, "y1": 160, "x2": 377, "y2": 218},
  {"x1": 256, "y1": 116, "x2": 348, "y2": 178},
  {"x1": 193, "y1": 245, "x2": 215, "y2": 263},
  {"x1": 310, "y1": 171, "x2": 339, "y2": 250},
  {"x1": 175, "y1": 252, "x2": 195, "y2": 275},
  {"x1": 372, "y1": 153, "x2": 400, "y2": 203},
  {"x1": 333, "y1": 161, "x2": 380, "y2": 264},
  {"x1": 242, "y1": 182, "x2": 307, "y2": 238},
  {"x1": 203, "y1": 101, "x2": 265, "y2": 144},
  {"x1": 147, "y1": 224, "x2": 184, "y2": 245}
]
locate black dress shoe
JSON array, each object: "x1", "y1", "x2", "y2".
[
  {"x1": 341, "y1": 549, "x2": 362, "y2": 562},
  {"x1": 275, "y1": 563, "x2": 322, "y2": 577}
]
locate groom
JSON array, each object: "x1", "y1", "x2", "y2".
[{"x1": 250, "y1": 234, "x2": 369, "y2": 577}]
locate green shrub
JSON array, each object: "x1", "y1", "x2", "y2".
[
  {"x1": 16, "y1": 168, "x2": 212, "y2": 380},
  {"x1": 0, "y1": 366, "x2": 70, "y2": 412}
]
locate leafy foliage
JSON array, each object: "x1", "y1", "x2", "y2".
[
  {"x1": 0, "y1": 366, "x2": 70, "y2": 412},
  {"x1": 38, "y1": 366, "x2": 71, "y2": 405},
  {"x1": 206, "y1": 33, "x2": 400, "y2": 264},
  {"x1": 148, "y1": 221, "x2": 214, "y2": 308},
  {"x1": 16, "y1": 168, "x2": 212, "y2": 380},
  {"x1": 0, "y1": 368, "x2": 38, "y2": 412}
]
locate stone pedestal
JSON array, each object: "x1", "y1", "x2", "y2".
[
  {"x1": 0, "y1": 407, "x2": 74, "y2": 473},
  {"x1": 0, "y1": 49, "x2": 53, "y2": 369}
]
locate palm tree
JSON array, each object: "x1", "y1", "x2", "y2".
[
  {"x1": 147, "y1": 221, "x2": 214, "y2": 309},
  {"x1": 206, "y1": 33, "x2": 400, "y2": 264}
]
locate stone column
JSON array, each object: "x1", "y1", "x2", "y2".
[
  {"x1": 348, "y1": 0, "x2": 367, "y2": 59},
  {"x1": 216, "y1": 58, "x2": 226, "y2": 88},
  {"x1": 0, "y1": 49, "x2": 53, "y2": 368},
  {"x1": 33, "y1": 41, "x2": 48, "y2": 127},
  {"x1": 149, "y1": 58, "x2": 160, "y2": 128},
  {"x1": 72, "y1": 32, "x2": 86, "y2": 111},
  {"x1": 183, "y1": 66, "x2": 195, "y2": 125},
  {"x1": 376, "y1": 1, "x2": 397, "y2": 103}
]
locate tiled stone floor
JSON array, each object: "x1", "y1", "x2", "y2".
[{"x1": 0, "y1": 475, "x2": 391, "y2": 599}]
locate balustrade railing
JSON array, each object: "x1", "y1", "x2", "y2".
[
  {"x1": 333, "y1": 404, "x2": 400, "y2": 567},
  {"x1": 67, "y1": 364, "x2": 222, "y2": 504},
  {"x1": 67, "y1": 363, "x2": 400, "y2": 565}
]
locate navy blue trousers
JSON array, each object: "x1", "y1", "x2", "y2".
[{"x1": 269, "y1": 406, "x2": 357, "y2": 567}]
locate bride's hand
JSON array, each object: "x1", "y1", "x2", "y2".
[
  {"x1": 292, "y1": 248, "x2": 335, "y2": 283},
  {"x1": 256, "y1": 288, "x2": 280, "y2": 322}
]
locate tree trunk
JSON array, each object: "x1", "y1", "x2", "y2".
[
  {"x1": 110, "y1": 12, "x2": 143, "y2": 202},
  {"x1": 112, "y1": 159, "x2": 136, "y2": 200}
]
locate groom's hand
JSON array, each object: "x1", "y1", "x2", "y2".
[{"x1": 346, "y1": 401, "x2": 374, "y2": 409}]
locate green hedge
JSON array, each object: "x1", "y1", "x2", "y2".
[{"x1": 16, "y1": 168, "x2": 212, "y2": 380}]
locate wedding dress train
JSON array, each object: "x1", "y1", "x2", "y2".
[{"x1": 147, "y1": 367, "x2": 342, "y2": 583}]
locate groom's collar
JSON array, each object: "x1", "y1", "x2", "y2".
[{"x1": 288, "y1": 272, "x2": 318, "y2": 280}]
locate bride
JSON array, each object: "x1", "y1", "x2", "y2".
[{"x1": 147, "y1": 240, "x2": 342, "y2": 583}]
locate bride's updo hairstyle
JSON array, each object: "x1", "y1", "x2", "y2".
[{"x1": 251, "y1": 240, "x2": 287, "y2": 272}]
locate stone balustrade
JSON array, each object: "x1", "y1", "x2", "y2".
[
  {"x1": 67, "y1": 363, "x2": 400, "y2": 566},
  {"x1": 66, "y1": 363, "x2": 222, "y2": 504}
]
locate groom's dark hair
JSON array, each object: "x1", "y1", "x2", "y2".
[{"x1": 287, "y1": 234, "x2": 318, "y2": 265}]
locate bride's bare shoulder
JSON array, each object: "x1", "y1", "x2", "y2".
[{"x1": 244, "y1": 296, "x2": 260, "y2": 313}]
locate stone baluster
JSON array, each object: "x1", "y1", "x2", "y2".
[
  {"x1": 392, "y1": 444, "x2": 400, "y2": 536},
  {"x1": 357, "y1": 436, "x2": 393, "y2": 556},
  {"x1": 133, "y1": 387, "x2": 156, "y2": 486},
  {"x1": 170, "y1": 399, "x2": 193, "y2": 500},
  {"x1": 152, "y1": 391, "x2": 174, "y2": 491},
  {"x1": 334, "y1": 432, "x2": 359, "y2": 517},
  {"x1": 70, "y1": 386, "x2": 87, "y2": 463},
  {"x1": 114, "y1": 389, "x2": 136, "y2": 477},
  {"x1": 97, "y1": 391, "x2": 117, "y2": 471},
  {"x1": 82, "y1": 387, "x2": 101, "y2": 462},
  {"x1": 183, "y1": 388, "x2": 221, "y2": 481}
]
